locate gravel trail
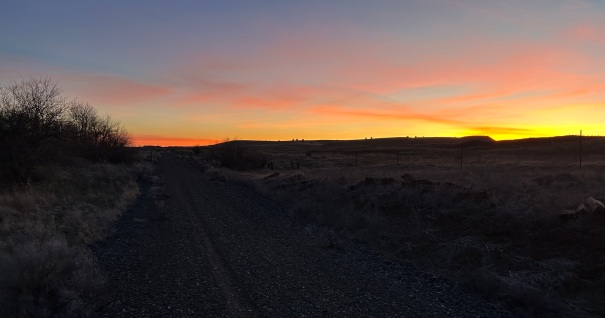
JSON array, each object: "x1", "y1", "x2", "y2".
[{"x1": 94, "y1": 153, "x2": 516, "y2": 317}]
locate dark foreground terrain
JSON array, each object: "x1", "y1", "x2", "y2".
[{"x1": 94, "y1": 153, "x2": 514, "y2": 317}]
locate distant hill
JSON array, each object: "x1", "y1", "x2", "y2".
[
  {"x1": 190, "y1": 135, "x2": 605, "y2": 153},
  {"x1": 459, "y1": 136, "x2": 496, "y2": 148}
]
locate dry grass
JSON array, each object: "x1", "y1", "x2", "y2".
[
  {"x1": 0, "y1": 236, "x2": 105, "y2": 318},
  {"x1": 186, "y1": 137, "x2": 605, "y2": 318},
  {"x1": 0, "y1": 160, "x2": 148, "y2": 317}
]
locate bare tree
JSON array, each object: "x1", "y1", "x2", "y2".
[
  {"x1": 0, "y1": 77, "x2": 66, "y2": 143},
  {"x1": 65, "y1": 101, "x2": 133, "y2": 162},
  {"x1": 0, "y1": 77, "x2": 67, "y2": 184},
  {"x1": 67, "y1": 101, "x2": 98, "y2": 140},
  {"x1": 0, "y1": 77, "x2": 134, "y2": 185}
]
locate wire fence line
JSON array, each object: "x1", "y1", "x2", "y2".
[{"x1": 264, "y1": 137, "x2": 605, "y2": 170}]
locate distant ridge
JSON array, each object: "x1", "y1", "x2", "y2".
[
  {"x1": 459, "y1": 136, "x2": 495, "y2": 142},
  {"x1": 459, "y1": 136, "x2": 496, "y2": 148},
  {"x1": 192, "y1": 135, "x2": 605, "y2": 149}
]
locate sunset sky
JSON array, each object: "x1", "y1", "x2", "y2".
[{"x1": 1, "y1": 1, "x2": 605, "y2": 146}]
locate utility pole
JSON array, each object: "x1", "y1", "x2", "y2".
[{"x1": 580, "y1": 130, "x2": 583, "y2": 169}]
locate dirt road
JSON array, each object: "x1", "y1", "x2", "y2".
[{"x1": 94, "y1": 153, "x2": 515, "y2": 317}]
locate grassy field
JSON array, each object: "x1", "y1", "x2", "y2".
[
  {"x1": 0, "y1": 157, "x2": 151, "y2": 317},
  {"x1": 186, "y1": 136, "x2": 605, "y2": 318}
]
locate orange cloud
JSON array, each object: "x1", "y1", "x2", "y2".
[
  {"x1": 465, "y1": 126, "x2": 535, "y2": 136},
  {"x1": 309, "y1": 105, "x2": 463, "y2": 126}
]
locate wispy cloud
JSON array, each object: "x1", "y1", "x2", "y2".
[
  {"x1": 566, "y1": 24, "x2": 605, "y2": 44},
  {"x1": 308, "y1": 105, "x2": 463, "y2": 126},
  {"x1": 465, "y1": 126, "x2": 535, "y2": 136},
  {"x1": 61, "y1": 72, "x2": 171, "y2": 105}
]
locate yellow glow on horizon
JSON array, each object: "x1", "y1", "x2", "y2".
[{"x1": 126, "y1": 101, "x2": 605, "y2": 146}]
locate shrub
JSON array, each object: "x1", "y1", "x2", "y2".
[{"x1": 211, "y1": 140, "x2": 267, "y2": 170}]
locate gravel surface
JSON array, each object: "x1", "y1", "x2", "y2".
[{"x1": 93, "y1": 153, "x2": 517, "y2": 317}]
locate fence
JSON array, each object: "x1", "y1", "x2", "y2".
[{"x1": 263, "y1": 136, "x2": 605, "y2": 170}]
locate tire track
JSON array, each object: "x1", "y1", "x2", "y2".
[
  {"x1": 98, "y1": 153, "x2": 516, "y2": 317},
  {"x1": 161, "y1": 155, "x2": 258, "y2": 317}
]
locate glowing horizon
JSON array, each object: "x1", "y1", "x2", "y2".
[
  {"x1": 2, "y1": 1, "x2": 605, "y2": 146},
  {"x1": 130, "y1": 131, "x2": 594, "y2": 147}
]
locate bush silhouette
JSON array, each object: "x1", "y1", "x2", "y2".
[
  {"x1": 211, "y1": 139, "x2": 267, "y2": 170},
  {"x1": 64, "y1": 102, "x2": 134, "y2": 163},
  {"x1": 0, "y1": 77, "x2": 133, "y2": 187}
]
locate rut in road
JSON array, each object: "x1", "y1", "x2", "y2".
[
  {"x1": 96, "y1": 153, "x2": 516, "y2": 317},
  {"x1": 162, "y1": 156, "x2": 258, "y2": 316}
]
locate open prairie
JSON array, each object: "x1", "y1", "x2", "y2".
[
  {"x1": 212, "y1": 135, "x2": 605, "y2": 168},
  {"x1": 186, "y1": 136, "x2": 605, "y2": 317}
]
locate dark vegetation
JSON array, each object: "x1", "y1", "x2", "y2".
[
  {"x1": 185, "y1": 137, "x2": 605, "y2": 318},
  {"x1": 0, "y1": 77, "x2": 143, "y2": 317},
  {"x1": 205, "y1": 139, "x2": 267, "y2": 170},
  {"x1": 0, "y1": 77, "x2": 134, "y2": 187}
]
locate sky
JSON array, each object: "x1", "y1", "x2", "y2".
[{"x1": 1, "y1": 0, "x2": 605, "y2": 146}]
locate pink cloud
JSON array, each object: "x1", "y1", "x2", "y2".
[
  {"x1": 0, "y1": 55, "x2": 172, "y2": 107},
  {"x1": 341, "y1": 42, "x2": 566, "y2": 93},
  {"x1": 566, "y1": 24, "x2": 605, "y2": 44},
  {"x1": 61, "y1": 73, "x2": 171, "y2": 105},
  {"x1": 231, "y1": 96, "x2": 300, "y2": 110}
]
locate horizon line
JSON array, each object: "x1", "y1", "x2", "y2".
[{"x1": 132, "y1": 134, "x2": 598, "y2": 147}]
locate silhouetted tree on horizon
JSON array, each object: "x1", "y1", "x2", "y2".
[{"x1": 0, "y1": 77, "x2": 133, "y2": 186}]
